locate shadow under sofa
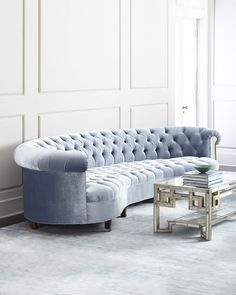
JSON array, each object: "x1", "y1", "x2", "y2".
[{"x1": 14, "y1": 127, "x2": 220, "y2": 231}]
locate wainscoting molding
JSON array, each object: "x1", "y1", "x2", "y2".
[
  {"x1": 213, "y1": 0, "x2": 236, "y2": 87},
  {"x1": 130, "y1": 0, "x2": 168, "y2": 89},
  {"x1": 38, "y1": 107, "x2": 121, "y2": 137},
  {"x1": 0, "y1": 185, "x2": 23, "y2": 222},
  {"x1": 213, "y1": 100, "x2": 236, "y2": 148},
  {"x1": 130, "y1": 103, "x2": 168, "y2": 128},
  {"x1": 0, "y1": 115, "x2": 23, "y2": 190},
  {"x1": 211, "y1": 0, "x2": 236, "y2": 169},
  {"x1": 0, "y1": 0, "x2": 24, "y2": 95},
  {"x1": 176, "y1": 0, "x2": 204, "y2": 9},
  {"x1": 38, "y1": 0, "x2": 121, "y2": 93}
]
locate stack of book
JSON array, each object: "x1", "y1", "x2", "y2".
[{"x1": 183, "y1": 170, "x2": 224, "y2": 188}]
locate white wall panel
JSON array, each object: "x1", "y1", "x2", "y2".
[
  {"x1": 214, "y1": 0, "x2": 236, "y2": 86},
  {"x1": 214, "y1": 101, "x2": 236, "y2": 148},
  {"x1": 0, "y1": 197, "x2": 23, "y2": 218},
  {"x1": 0, "y1": 116, "x2": 23, "y2": 189},
  {"x1": 176, "y1": 0, "x2": 204, "y2": 9},
  {"x1": 130, "y1": 104, "x2": 168, "y2": 128},
  {"x1": 0, "y1": 0, "x2": 23, "y2": 94},
  {"x1": 40, "y1": 0, "x2": 120, "y2": 92},
  {"x1": 217, "y1": 148, "x2": 236, "y2": 167},
  {"x1": 212, "y1": 0, "x2": 236, "y2": 168},
  {"x1": 130, "y1": 0, "x2": 168, "y2": 88},
  {"x1": 0, "y1": 188, "x2": 22, "y2": 202},
  {"x1": 39, "y1": 108, "x2": 120, "y2": 137}
]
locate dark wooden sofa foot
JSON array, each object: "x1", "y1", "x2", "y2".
[
  {"x1": 120, "y1": 208, "x2": 127, "y2": 217},
  {"x1": 29, "y1": 221, "x2": 39, "y2": 229},
  {"x1": 105, "y1": 220, "x2": 112, "y2": 231}
]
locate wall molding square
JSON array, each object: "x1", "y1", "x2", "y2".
[
  {"x1": 38, "y1": 107, "x2": 121, "y2": 137},
  {"x1": 213, "y1": 100, "x2": 236, "y2": 148},
  {"x1": 130, "y1": 0, "x2": 168, "y2": 89},
  {"x1": 0, "y1": 0, "x2": 24, "y2": 95},
  {"x1": 130, "y1": 103, "x2": 168, "y2": 128},
  {"x1": 39, "y1": 0, "x2": 121, "y2": 93},
  {"x1": 213, "y1": 0, "x2": 236, "y2": 87},
  {"x1": 176, "y1": 0, "x2": 204, "y2": 9},
  {"x1": 0, "y1": 115, "x2": 24, "y2": 190}
]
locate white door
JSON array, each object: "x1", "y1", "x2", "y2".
[{"x1": 175, "y1": 19, "x2": 198, "y2": 126}]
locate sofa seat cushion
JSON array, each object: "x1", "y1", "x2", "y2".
[{"x1": 86, "y1": 156, "x2": 218, "y2": 203}]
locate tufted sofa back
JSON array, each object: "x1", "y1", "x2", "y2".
[{"x1": 29, "y1": 127, "x2": 220, "y2": 168}]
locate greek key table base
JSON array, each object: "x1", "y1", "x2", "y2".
[{"x1": 153, "y1": 174, "x2": 236, "y2": 241}]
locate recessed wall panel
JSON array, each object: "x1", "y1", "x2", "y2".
[
  {"x1": 0, "y1": 188, "x2": 22, "y2": 202},
  {"x1": 130, "y1": 104, "x2": 168, "y2": 128},
  {"x1": 214, "y1": 0, "x2": 236, "y2": 86},
  {"x1": 0, "y1": 0, "x2": 23, "y2": 94},
  {"x1": 214, "y1": 101, "x2": 236, "y2": 147},
  {"x1": 217, "y1": 148, "x2": 236, "y2": 167},
  {"x1": 0, "y1": 116, "x2": 23, "y2": 189},
  {"x1": 40, "y1": 0, "x2": 120, "y2": 92},
  {"x1": 130, "y1": 0, "x2": 167, "y2": 88},
  {"x1": 39, "y1": 108, "x2": 120, "y2": 137},
  {"x1": 0, "y1": 197, "x2": 23, "y2": 218},
  {"x1": 176, "y1": 0, "x2": 204, "y2": 9}
]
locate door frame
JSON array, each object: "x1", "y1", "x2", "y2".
[
  {"x1": 175, "y1": 18, "x2": 198, "y2": 126},
  {"x1": 174, "y1": 3, "x2": 209, "y2": 127}
]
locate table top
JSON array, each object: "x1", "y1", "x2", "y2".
[{"x1": 154, "y1": 171, "x2": 236, "y2": 193}]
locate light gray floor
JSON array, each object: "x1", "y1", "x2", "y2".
[{"x1": 0, "y1": 198, "x2": 236, "y2": 295}]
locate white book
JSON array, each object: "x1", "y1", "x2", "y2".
[
  {"x1": 183, "y1": 170, "x2": 223, "y2": 181},
  {"x1": 183, "y1": 178, "x2": 223, "y2": 188},
  {"x1": 183, "y1": 176, "x2": 223, "y2": 183}
]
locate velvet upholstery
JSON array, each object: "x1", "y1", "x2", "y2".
[{"x1": 14, "y1": 127, "x2": 220, "y2": 225}]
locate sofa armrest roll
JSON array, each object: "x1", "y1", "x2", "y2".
[
  {"x1": 14, "y1": 145, "x2": 88, "y2": 173},
  {"x1": 199, "y1": 128, "x2": 220, "y2": 144}
]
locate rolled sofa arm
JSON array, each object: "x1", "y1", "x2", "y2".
[
  {"x1": 199, "y1": 128, "x2": 221, "y2": 145},
  {"x1": 165, "y1": 126, "x2": 220, "y2": 158},
  {"x1": 183, "y1": 127, "x2": 221, "y2": 158},
  {"x1": 14, "y1": 144, "x2": 88, "y2": 172}
]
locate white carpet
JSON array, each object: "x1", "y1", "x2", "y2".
[{"x1": 0, "y1": 198, "x2": 236, "y2": 295}]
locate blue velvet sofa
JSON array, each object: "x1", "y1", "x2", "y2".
[{"x1": 14, "y1": 127, "x2": 220, "y2": 230}]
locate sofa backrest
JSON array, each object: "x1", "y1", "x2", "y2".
[{"x1": 30, "y1": 127, "x2": 220, "y2": 168}]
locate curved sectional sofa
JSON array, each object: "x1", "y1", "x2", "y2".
[{"x1": 14, "y1": 127, "x2": 220, "y2": 230}]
